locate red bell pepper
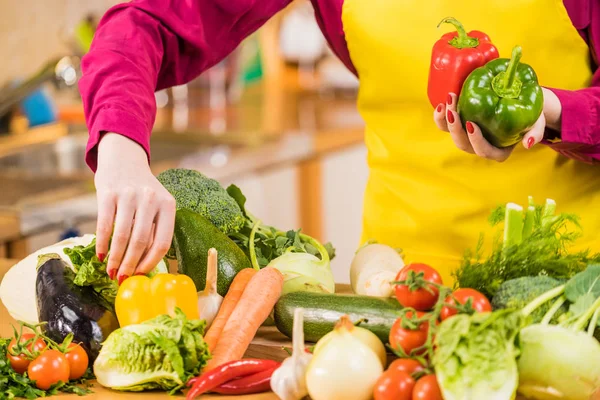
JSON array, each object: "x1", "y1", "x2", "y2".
[{"x1": 427, "y1": 17, "x2": 499, "y2": 108}]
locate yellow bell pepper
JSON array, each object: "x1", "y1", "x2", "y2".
[{"x1": 115, "y1": 273, "x2": 199, "y2": 327}]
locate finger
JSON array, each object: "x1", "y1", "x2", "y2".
[
  {"x1": 119, "y1": 191, "x2": 158, "y2": 280},
  {"x1": 433, "y1": 103, "x2": 449, "y2": 132},
  {"x1": 135, "y1": 198, "x2": 176, "y2": 275},
  {"x1": 107, "y1": 190, "x2": 136, "y2": 282},
  {"x1": 522, "y1": 113, "x2": 546, "y2": 150},
  {"x1": 465, "y1": 120, "x2": 514, "y2": 162},
  {"x1": 446, "y1": 105, "x2": 475, "y2": 154},
  {"x1": 95, "y1": 192, "x2": 116, "y2": 266}
]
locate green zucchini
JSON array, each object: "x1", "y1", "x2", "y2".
[
  {"x1": 274, "y1": 291, "x2": 403, "y2": 343},
  {"x1": 173, "y1": 209, "x2": 252, "y2": 296}
]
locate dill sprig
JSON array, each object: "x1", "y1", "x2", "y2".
[{"x1": 453, "y1": 199, "x2": 600, "y2": 300}]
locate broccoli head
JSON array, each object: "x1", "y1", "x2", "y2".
[
  {"x1": 157, "y1": 168, "x2": 245, "y2": 234},
  {"x1": 491, "y1": 276, "x2": 567, "y2": 323}
]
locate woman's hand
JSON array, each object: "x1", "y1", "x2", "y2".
[
  {"x1": 433, "y1": 88, "x2": 561, "y2": 161},
  {"x1": 95, "y1": 133, "x2": 176, "y2": 283}
]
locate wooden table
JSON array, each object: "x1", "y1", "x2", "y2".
[{"x1": 0, "y1": 259, "x2": 279, "y2": 399}]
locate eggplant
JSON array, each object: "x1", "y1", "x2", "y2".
[{"x1": 36, "y1": 253, "x2": 119, "y2": 364}]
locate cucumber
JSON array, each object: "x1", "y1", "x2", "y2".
[
  {"x1": 173, "y1": 209, "x2": 252, "y2": 296},
  {"x1": 274, "y1": 291, "x2": 403, "y2": 343}
]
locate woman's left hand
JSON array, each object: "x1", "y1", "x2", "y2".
[{"x1": 434, "y1": 88, "x2": 560, "y2": 162}]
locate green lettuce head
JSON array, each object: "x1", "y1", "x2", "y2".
[{"x1": 93, "y1": 309, "x2": 210, "y2": 393}]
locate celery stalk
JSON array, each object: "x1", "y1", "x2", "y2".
[
  {"x1": 541, "y1": 198, "x2": 556, "y2": 227},
  {"x1": 522, "y1": 205, "x2": 535, "y2": 240},
  {"x1": 504, "y1": 202, "x2": 524, "y2": 249}
]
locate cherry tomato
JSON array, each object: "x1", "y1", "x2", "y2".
[
  {"x1": 7, "y1": 333, "x2": 47, "y2": 374},
  {"x1": 388, "y1": 358, "x2": 425, "y2": 377},
  {"x1": 389, "y1": 311, "x2": 430, "y2": 355},
  {"x1": 395, "y1": 264, "x2": 443, "y2": 311},
  {"x1": 440, "y1": 288, "x2": 492, "y2": 320},
  {"x1": 28, "y1": 350, "x2": 70, "y2": 390},
  {"x1": 373, "y1": 370, "x2": 416, "y2": 400},
  {"x1": 64, "y1": 343, "x2": 89, "y2": 380},
  {"x1": 413, "y1": 374, "x2": 443, "y2": 400}
]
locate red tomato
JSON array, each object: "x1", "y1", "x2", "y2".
[
  {"x1": 413, "y1": 374, "x2": 443, "y2": 400},
  {"x1": 387, "y1": 358, "x2": 425, "y2": 377},
  {"x1": 7, "y1": 333, "x2": 47, "y2": 374},
  {"x1": 389, "y1": 311, "x2": 430, "y2": 355},
  {"x1": 373, "y1": 370, "x2": 416, "y2": 400},
  {"x1": 64, "y1": 343, "x2": 89, "y2": 380},
  {"x1": 28, "y1": 350, "x2": 70, "y2": 390},
  {"x1": 440, "y1": 288, "x2": 492, "y2": 320},
  {"x1": 394, "y1": 264, "x2": 443, "y2": 311}
]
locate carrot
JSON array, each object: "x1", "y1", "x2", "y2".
[
  {"x1": 204, "y1": 268, "x2": 257, "y2": 351},
  {"x1": 204, "y1": 267, "x2": 284, "y2": 370}
]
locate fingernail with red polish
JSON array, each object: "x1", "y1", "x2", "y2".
[
  {"x1": 108, "y1": 269, "x2": 117, "y2": 280},
  {"x1": 527, "y1": 137, "x2": 535, "y2": 149},
  {"x1": 98, "y1": 253, "x2": 106, "y2": 262},
  {"x1": 118, "y1": 274, "x2": 129, "y2": 286},
  {"x1": 447, "y1": 94, "x2": 453, "y2": 105},
  {"x1": 447, "y1": 110, "x2": 455, "y2": 124},
  {"x1": 436, "y1": 104, "x2": 443, "y2": 113},
  {"x1": 135, "y1": 271, "x2": 146, "y2": 276},
  {"x1": 466, "y1": 121, "x2": 474, "y2": 134}
]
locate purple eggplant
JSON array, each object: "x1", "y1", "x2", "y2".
[{"x1": 36, "y1": 253, "x2": 118, "y2": 364}]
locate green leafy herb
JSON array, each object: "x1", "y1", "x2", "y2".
[
  {"x1": 453, "y1": 198, "x2": 600, "y2": 299},
  {"x1": 0, "y1": 338, "x2": 92, "y2": 400},
  {"x1": 226, "y1": 185, "x2": 335, "y2": 269}
]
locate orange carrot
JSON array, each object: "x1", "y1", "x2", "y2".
[
  {"x1": 204, "y1": 267, "x2": 284, "y2": 370},
  {"x1": 204, "y1": 268, "x2": 257, "y2": 351}
]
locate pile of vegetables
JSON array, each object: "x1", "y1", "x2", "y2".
[
  {"x1": 157, "y1": 168, "x2": 336, "y2": 296},
  {"x1": 1, "y1": 322, "x2": 93, "y2": 399}
]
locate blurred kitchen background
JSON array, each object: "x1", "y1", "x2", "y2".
[{"x1": 0, "y1": 0, "x2": 366, "y2": 283}]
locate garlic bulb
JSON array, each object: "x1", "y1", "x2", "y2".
[
  {"x1": 196, "y1": 248, "x2": 223, "y2": 328},
  {"x1": 306, "y1": 315, "x2": 383, "y2": 400},
  {"x1": 271, "y1": 308, "x2": 312, "y2": 400}
]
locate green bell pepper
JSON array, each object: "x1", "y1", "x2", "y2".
[{"x1": 458, "y1": 46, "x2": 543, "y2": 148}]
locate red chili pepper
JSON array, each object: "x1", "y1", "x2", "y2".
[
  {"x1": 427, "y1": 17, "x2": 499, "y2": 109},
  {"x1": 211, "y1": 365, "x2": 280, "y2": 395},
  {"x1": 186, "y1": 359, "x2": 279, "y2": 399}
]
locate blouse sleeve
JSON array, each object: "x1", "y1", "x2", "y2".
[{"x1": 79, "y1": 0, "x2": 291, "y2": 171}]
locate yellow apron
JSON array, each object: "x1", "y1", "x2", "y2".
[{"x1": 342, "y1": 0, "x2": 600, "y2": 285}]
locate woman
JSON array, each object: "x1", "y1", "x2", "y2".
[{"x1": 80, "y1": 0, "x2": 600, "y2": 285}]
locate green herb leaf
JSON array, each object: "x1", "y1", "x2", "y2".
[{"x1": 226, "y1": 184, "x2": 248, "y2": 216}]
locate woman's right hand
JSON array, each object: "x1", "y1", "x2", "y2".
[{"x1": 95, "y1": 133, "x2": 176, "y2": 283}]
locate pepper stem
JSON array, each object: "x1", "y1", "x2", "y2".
[
  {"x1": 503, "y1": 46, "x2": 522, "y2": 89},
  {"x1": 492, "y1": 45, "x2": 524, "y2": 99},
  {"x1": 438, "y1": 17, "x2": 479, "y2": 49}
]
